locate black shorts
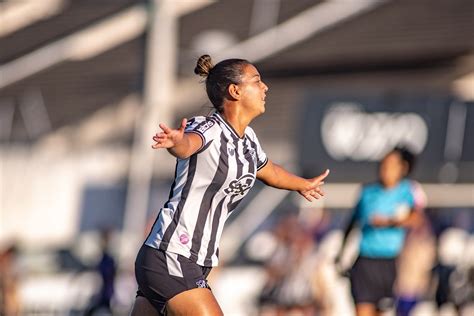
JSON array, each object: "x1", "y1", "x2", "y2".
[
  {"x1": 134, "y1": 244, "x2": 212, "y2": 315},
  {"x1": 350, "y1": 256, "x2": 397, "y2": 309}
]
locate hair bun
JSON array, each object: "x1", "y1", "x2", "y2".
[{"x1": 194, "y1": 54, "x2": 214, "y2": 78}]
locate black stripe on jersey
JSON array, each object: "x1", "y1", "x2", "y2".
[
  {"x1": 246, "y1": 138, "x2": 257, "y2": 172},
  {"x1": 247, "y1": 137, "x2": 268, "y2": 171},
  {"x1": 189, "y1": 132, "x2": 229, "y2": 262},
  {"x1": 226, "y1": 136, "x2": 244, "y2": 214},
  {"x1": 195, "y1": 139, "x2": 213, "y2": 155},
  {"x1": 205, "y1": 136, "x2": 243, "y2": 264},
  {"x1": 144, "y1": 160, "x2": 179, "y2": 243},
  {"x1": 228, "y1": 197, "x2": 242, "y2": 213},
  {"x1": 186, "y1": 117, "x2": 197, "y2": 126},
  {"x1": 228, "y1": 138, "x2": 256, "y2": 213},
  {"x1": 203, "y1": 197, "x2": 226, "y2": 266},
  {"x1": 234, "y1": 138, "x2": 243, "y2": 178},
  {"x1": 159, "y1": 154, "x2": 198, "y2": 251},
  {"x1": 164, "y1": 161, "x2": 179, "y2": 209}
]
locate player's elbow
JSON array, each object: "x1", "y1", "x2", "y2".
[{"x1": 167, "y1": 148, "x2": 191, "y2": 159}]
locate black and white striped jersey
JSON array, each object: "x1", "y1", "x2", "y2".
[{"x1": 145, "y1": 112, "x2": 268, "y2": 267}]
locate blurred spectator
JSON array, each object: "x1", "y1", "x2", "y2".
[
  {"x1": 0, "y1": 244, "x2": 20, "y2": 316},
  {"x1": 395, "y1": 214, "x2": 436, "y2": 316},
  {"x1": 450, "y1": 264, "x2": 474, "y2": 314},
  {"x1": 85, "y1": 230, "x2": 117, "y2": 316},
  {"x1": 337, "y1": 147, "x2": 422, "y2": 316},
  {"x1": 431, "y1": 226, "x2": 474, "y2": 315},
  {"x1": 258, "y1": 214, "x2": 318, "y2": 315},
  {"x1": 302, "y1": 208, "x2": 339, "y2": 315},
  {"x1": 395, "y1": 171, "x2": 436, "y2": 316},
  {"x1": 258, "y1": 215, "x2": 297, "y2": 314},
  {"x1": 276, "y1": 226, "x2": 316, "y2": 315}
]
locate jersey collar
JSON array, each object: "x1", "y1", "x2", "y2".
[{"x1": 213, "y1": 112, "x2": 246, "y2": 140}]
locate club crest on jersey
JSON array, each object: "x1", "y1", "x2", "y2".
[
  {"x1": 224, "y1": 174, "x2": 255, "y2": 196},
  {"x1": 196, "y1": 120, "x2": 215, "y2": 134},
  {"x1": 228, "y1": 147, "x2": 235, "y2": 156}
]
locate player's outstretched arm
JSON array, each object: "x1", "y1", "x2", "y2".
[
  {"x1": 371, "y1": 210, "x2": 422, "y2": 228},
  {"x1": 152, "y1": 118, "x2": 203, "y2": 159},
  {"x1": 257, "y1": 160, "x2": 329, "y2": 202}
]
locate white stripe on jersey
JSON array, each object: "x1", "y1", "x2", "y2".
[
  {"x1": 165, "y1": 252, "x2": 184, "y2": 277},
  {"x1": 145, "y1": 112, "x2": 268, "y2": 267}
]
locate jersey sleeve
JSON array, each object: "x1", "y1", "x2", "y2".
[
  {"x1": 184, "y1": 116, "x2": 217, "y2": 152},
  {"x1": 397, "y1": 179, "x2": 416, "y2": 210},
  {"x1": 410, "y1": 180, "x2": 427, "y2": 211},
  {"x1": 246, "y1": 127, "x2": 268, "y2": 171}
]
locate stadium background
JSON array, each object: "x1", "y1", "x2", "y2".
[{"x1": 0, "y1": 0, "x2": 473, "y2": 315}]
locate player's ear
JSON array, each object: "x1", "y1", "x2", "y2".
[{"x1": 227, "y1": 83, "x2": 241, "y2": 100}]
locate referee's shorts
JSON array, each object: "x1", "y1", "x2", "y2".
[
  {"x1": 349, "y1": 256, "x2": 397, "y2": 310},
  {"x1": 135, "y1": 244, "x2": 212, "y2": 315}
]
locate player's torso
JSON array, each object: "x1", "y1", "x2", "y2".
[
  {"x1": 150, "y1": 119, "x2": 262, "y2": 266},
  {"x1": 358, "y1": 180, "x2": 413, "y2": 257},
  {"x1": 359, "y1": 180, "x2": 412, "y2": 222},
  {"x1": 190, "y1": 124, "x2": 258, "y2": 203}
]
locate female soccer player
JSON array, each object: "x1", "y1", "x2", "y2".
[
  {"x1": 337, "y1": 147, "x2": 422, "y2": 316},
  {"x1": 130, "y1": 55, "x2": 329, "y2": 315}
]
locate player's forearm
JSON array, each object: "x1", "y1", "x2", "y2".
[
  {"x1": 167, "y1": 135, "x2": 195, "y2": 159},
  {"x1": 262, "y1": 162, "x2": 309, "y2": 191},
  {"x1": 393, "y1": 210, "x2": 422, "y2": 228}
]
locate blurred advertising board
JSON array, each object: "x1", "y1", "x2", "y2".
[{"x1": 299, "y1": 94, "x2": 473, "y2": 183}]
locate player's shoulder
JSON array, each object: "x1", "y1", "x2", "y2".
[
  {"x1": 187, "y1": 115, "x2": 214, "y2": 125},
  {"x1": 186, "y1": 115, "x2": 219, "y2": 134},
  {"x1": 398, "y1": 178, "x2": 415, "y2": 193}
]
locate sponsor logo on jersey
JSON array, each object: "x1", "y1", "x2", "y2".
[
  {"x1": 196, "y1": 120, "x2": 215, "y2": 134},
  {"x1": 224, "y1": 174, "x2": 255, "y2": 196}
]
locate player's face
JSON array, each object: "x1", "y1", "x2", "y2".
[
  {"x1": 238, "y1": 64, "x2": 268, "y2": 116},
  {"x1": 379, "y1": 151, "x2": 406, "y2": 188}
]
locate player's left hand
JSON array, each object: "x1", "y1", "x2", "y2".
[{"x1": 299, "y1": 169, "x2": 330, "y2": 202}]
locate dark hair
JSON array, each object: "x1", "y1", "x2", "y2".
[
  {"x1": 392, "y1": 146, "x2": 416, "y2": 175},
  {"x1": 194, "y1": 54, "x2": 250, "y2": 112}
]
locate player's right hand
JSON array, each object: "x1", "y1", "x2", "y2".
[{"x1": 152, "y1": 118, "x2": 187, "y2": 149}]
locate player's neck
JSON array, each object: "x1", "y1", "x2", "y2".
[{"x1": 220, "y1": 109, "x2": 251, "y2": 138}]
